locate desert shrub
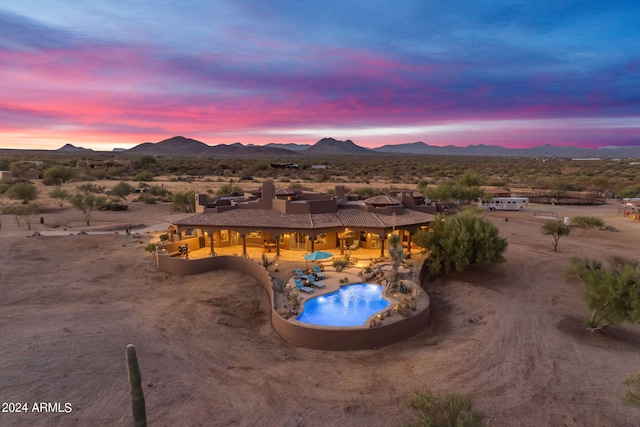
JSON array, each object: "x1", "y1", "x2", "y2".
[
  {"x1": 146, "y1": 185, "x2": 169, "y2": 198},
  {"x1": 249, "y1": 296, "x2": 262, "y2": 316},
  {"x1": 100, "y1": 201, "x2": 129, "y2": 211},
  {"x1": 133, "y1": 171, "x2": 155, "y2": 181},
  {"x1": 216, "y1": 184, "x2": 243, "y2": 195},
  {"x1": 272, "y1": 277, "x2": 287, "y2": 293},
  {"x1": 571, "y1": 215, "x2": 604, "y2": 233},
  {"x1": 564, "y1": 257, "x2": 640, "y2": 330},
  {"x1": 618, "y1": 186, "x2": 640, "y2": 199},
  {"x1": 171, "y1": 191, "x2": 196, "y2": 213},
  {"x1": 6, "y1": 182, "x2": 37, "y2": 203},
  {"x1": 405, "y1": 389, "x2": 485, "y2": 427},
  {"x1": 288, "y1": 289, "x2": 300, "y2": 307},
  {"x1": 77, "y1": 183, "x2": 105, "y2": 193},
  {"x1": 159, "y1": 233, "x2": 169, "y2": 242},
  {"x1": 623, "y1": 372, "x2": 640, "y2": 408},
  {"x1": 333, "y1": 258, "x2": 349, "y2": 270},
  {"x1": 352, "y1": 187, "x2": 385, "y2": 198},
  {"x1": 0, "y1": 183, "x2": 10, "y2": 194},
  {"x1": 138, "y1": 193, "x2": 157, "y2": 204}
]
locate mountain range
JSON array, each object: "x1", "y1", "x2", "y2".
[{"x1": 4, "y1": 136, "x2": 640, "y2": 158}]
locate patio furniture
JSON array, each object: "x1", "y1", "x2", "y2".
[
  {"x1": 295, "y1": 268, "x2": 306, "y2": 279},
  {"x1": 294, "y1": 278, "x2": 314, "y2": 293},
  {"x1": 305, "y1": 274, "x2": 325, "y2": 289},
  {"x1": 312, "y1": 265, "x2": 326, "y2": 280}
]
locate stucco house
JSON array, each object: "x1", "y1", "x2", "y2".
[
  {"x1": 0, "y1": 171, "x2": 13, "y2": 184},
  {"x1": 166, "y1": 181, "x2": 436, "y2": 257}
]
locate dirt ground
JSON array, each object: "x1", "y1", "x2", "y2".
[{"x1": 1, "y1": 179, "x2": 640, "y2": 426}]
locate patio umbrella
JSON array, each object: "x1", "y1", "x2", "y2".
[{"x1": 303, "y1": 251, "x2": 333, "y2": 269}]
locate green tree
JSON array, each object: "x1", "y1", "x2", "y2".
[
  {"x1": 405, "y1": 389, "x2": 485, "y2": 427},
  {"x1": 49, "y1": 187, "x2": 71, "y2": 208},
  {"x1": 8, "y1": 203, "x2": 40, "y2": 230},
  {"x1": 69, "y1": 192, "x2": 107, "y2": 225},
  {"x1": 111, "y1": 181, "x2": 134, "y2": 200},
  {"x1": 133, "y1": 171, "x2": 155, "y2": 181},
  {"x1": 541, "y1": 220, "x2": 571, "y2": 251},
  {"x1": 6, "y1": 182, "x2": 37, "y2": 203},
  {"x1": 564, "y1": 257, "x2": 640, "y2": 330},
  {"x1": 459, "y1": 172, "x2": 480, "y2": 188},
  {"x1": 571, "y1": 215, "x2": 604, "y2": 234},
  {"x1": 419, "y1": 180, "x2": 482, "y2": 205},
  {"x1": 171, "y1": 190, "x2": 196, "y2": 213},
  {"x1": 146, "y1": 185, "x2": 169, "y2": 198},
  {"x1": 414, "y1": 210, "x2": 507, "y2": 277},
  {"x1": 137, "y1": 155, "x2": 156, "y2": 168},
  {"x1": 43, "y1": 165, "x2": 74, "y2": 185}
]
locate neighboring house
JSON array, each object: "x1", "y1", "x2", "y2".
[
  {"x1": 0, "y1": 171, "x2": 13, "y2": 184},
  {"x1": 167, "y1": 181, "x2": 436, "y2": 257}
]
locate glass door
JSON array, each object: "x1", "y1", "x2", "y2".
[{"x1": 291, "y1": 232, "x2": 307, "y2": 250}]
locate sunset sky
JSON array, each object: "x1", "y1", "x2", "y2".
[{"x1": 1, "y1": 1, "x2": 639, "y2": 151}]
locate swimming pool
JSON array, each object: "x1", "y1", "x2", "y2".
[{"x1": 296, "y1": 283, "x2": 390, "y2": 327}]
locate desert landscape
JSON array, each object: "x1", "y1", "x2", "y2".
[{"x1": 1, "y1": 178, "x2": 639, "y2": 426}]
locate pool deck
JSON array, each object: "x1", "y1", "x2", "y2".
[{"x1": 286, "y1": 266, "x2": 365, "y2": 301}]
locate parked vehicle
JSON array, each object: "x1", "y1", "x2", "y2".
[{"x1": 479, "y1": 197, "x2": 529, "y2": 211}]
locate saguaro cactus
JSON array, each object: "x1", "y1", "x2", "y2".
[{"x1": 125, "y1": 344, "x2": 147, "y2": 427}]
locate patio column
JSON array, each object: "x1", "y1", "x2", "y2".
[
  {"x1": 210, "y1": 233, "x2": 215, "y2": 256},
  {"x1": 380, "y1": 235, "x2": 386, "y2": 257},
  {"x1": 407, "y1": 231, "x2": 412, "y2": 255},
  {"x1": 241, "y1": 234, "x2": 247, "y2": 256},
  {"x1": 275, "y1": 235, "x2": 281, "y2": 256},
  {"x1": 310, "y1": 235, "x2": 315, "y2": 252}
]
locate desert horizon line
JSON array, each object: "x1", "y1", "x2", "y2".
[{"x1": 2, "y1": 135, "x2": 640, "y2": 153}]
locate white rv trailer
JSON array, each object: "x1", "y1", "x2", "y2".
[{"x1": 479, "y1": 197, "x2": 529, "y2": 211}]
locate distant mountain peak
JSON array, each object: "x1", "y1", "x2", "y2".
[
  {"x1": 303, "y1": 137, "x2": 372, "y2": 155},
  {"x1": 57, "y1": 143, "x2": 93, "y2": 152},
  {"x1": 126, "y1": 136, "x2": 298, "y2": 157}
]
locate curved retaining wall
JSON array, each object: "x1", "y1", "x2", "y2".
[{"x1": 156, "y1": 252, "x2": 430, "y2": 350}]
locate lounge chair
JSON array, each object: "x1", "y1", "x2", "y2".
[
  {"x1": 294, "y1": 278, "x2": 314, "y2": 293},
  {"x1": 312, "y1": 265, "x2": 326, "y2": 280},
  {"x1": 306, "y1": 274, "x2": 325, "y2": 289},
  {"x1": 295, "y1": 268, "x2": 306, "y2": 279}
]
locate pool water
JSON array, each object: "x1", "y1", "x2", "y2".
[{"x1": 296, "y1": 283, "x2": 390, "y2": 327}]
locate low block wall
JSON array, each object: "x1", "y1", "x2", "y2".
[{"x1": 156, "y1": 251, "x2": 430, "y2": 350}]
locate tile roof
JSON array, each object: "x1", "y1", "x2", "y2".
[
  {"x1": 173, "y1": 207, "x2": 434, "y2": 231},
  {"x1": 364, "y1": 195, "x2": 401, "y2": 205}
]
